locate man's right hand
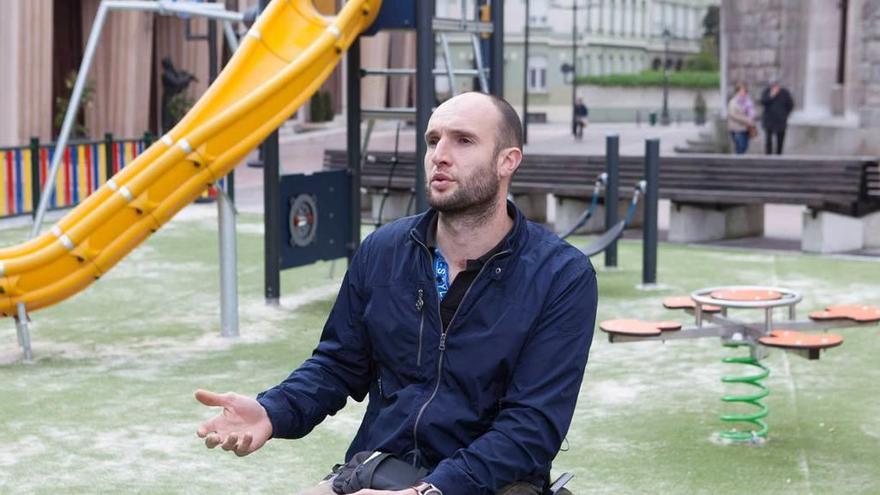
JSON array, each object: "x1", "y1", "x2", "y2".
[{"x1": 195, "y1": 389, "x2": 273, "y2": 457}]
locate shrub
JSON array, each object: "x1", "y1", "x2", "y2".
[{"x1": 577, "y1": 70, "x2": 719, "y2": 89}]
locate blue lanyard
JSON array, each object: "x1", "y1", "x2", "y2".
[{"x1": 433, "y1": 248, "x2": 450, "y2": 302}]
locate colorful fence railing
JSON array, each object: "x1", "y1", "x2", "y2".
[{"x1": 0, "y1": 134, "x2": 150, "y2": 218}]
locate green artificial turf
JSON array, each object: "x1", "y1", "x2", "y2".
[{"x1": 0, "y1": 205, "x2": 877, "y2": 494}]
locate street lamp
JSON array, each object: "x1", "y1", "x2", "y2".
[
  {"x1": 552, "y1": 1, "x2": 592, "y2": 137},
  {"x1": 660, "y1": 28, "x2": 671, "y2": 126}
]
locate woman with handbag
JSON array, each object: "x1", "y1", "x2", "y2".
[{"x1": 727, "y1": 82, "x2": 756, "y2": 154}]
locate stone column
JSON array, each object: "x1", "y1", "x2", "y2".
[
  {"x1": 634, "y1": 0, "x2": 643, "y2": 38},
  {"x1": 858, "y1": 0, "x2": 880, "y2": 128},
  {"x1": 800, "y1": 0, "x2": 843, "y2": 117},
  {"x1": 603, "y1": 0, "x2": 612, "y2": 34}
]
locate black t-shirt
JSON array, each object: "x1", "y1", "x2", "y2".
[{"x1": 426, "y1": 211, "x2": 512, "y2": 330}]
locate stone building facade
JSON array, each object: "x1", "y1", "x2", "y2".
[
  {"x1": 433, "y1": 0, "x2": 718, "y2": 121},
  {"x1": 722, "y1": 0, "x2": 880, "y2": 154}
]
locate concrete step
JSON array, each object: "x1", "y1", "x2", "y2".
[{"x1": 674, "y1": 144, "x2": 720, "y2": 154}]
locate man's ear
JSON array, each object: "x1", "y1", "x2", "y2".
[{"x1": 497, "y1": 147, "x2": 523, "y2": 180}]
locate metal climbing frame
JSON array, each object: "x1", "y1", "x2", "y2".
[{"x1": 346, "y1": 0, "x2": 504, "y2": 257}]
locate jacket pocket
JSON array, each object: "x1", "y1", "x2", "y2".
[{"x1": 363, "y1": 283, "x2": 428, "y2": 378}]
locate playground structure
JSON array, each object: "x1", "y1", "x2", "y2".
[
  {"x1": 259, "y1": 0, "x2": 504, "y2": 303},
  {"x1": 2, "y1": 0, "x2": 509, "y2": 364},
  {"x1": 599, "y1": 287, "x2": 880, "y2": 443},
  {"x1": 3, "y1": 0, "x2": 384, "y2": 361}
]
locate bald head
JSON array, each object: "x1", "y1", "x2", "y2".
[{"x1": 434, "y1": 92, "x2": 523, "y2": 154}]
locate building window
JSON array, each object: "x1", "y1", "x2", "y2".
[
  {"x1": 530, "y1": 0, "x2": 549, "y2": 26},
  {"x1": 528, "y1": 56, "x2": 547, "y2": 92}
]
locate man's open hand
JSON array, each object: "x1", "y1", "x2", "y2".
[{"x1": 195, "y1": 389, "x2": 273, "y2": 457}]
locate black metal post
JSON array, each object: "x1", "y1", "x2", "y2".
[
  {"x1": 347, "y1": 38, "x2": 362, "y2": 262},
  {"x1": 522, "y1": 0, "x2": 530, "y2": 144},
  {"x1": 643, "y1": 139, "x2": 659, "y2": 285},
  {"x1": 661, "y1": 29, "x2": 671, "y2": 126},
  {"x1": 489, "y1": 0, "x2": 504, "y2": 97},
  {"x1": 29, "y1": 137, "x2": 40, "y2": 218},
  {"x1": 104, "y1": 132, "x2": 115, "y2": 180},
  {"x1": 415, "y1": 0, "x2": 434, "y2": 213},
  {"x1": 262, "y1": 131, "x2": 280, "y2": 304},
  {"x1": 604, "y1": 135, "x2": 619, "y2": 267},
  {"x1": 259, "y1": 0, "x2": 280, "y2": 304}
]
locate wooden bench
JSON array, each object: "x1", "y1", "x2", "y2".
[
  {"x1": 325, "y1": 150, "x2": 640, "y2": 227},
  {"x1": 324, "y1": 150, "x2": 880, "y2": 250}
]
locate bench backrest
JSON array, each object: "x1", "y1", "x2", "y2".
[{"x1": 323, "y1": 150, "x2": 880, "y2": 216}]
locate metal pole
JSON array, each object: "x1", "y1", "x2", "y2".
[
  {"x1": 415, "y1": 0, "x2": 435, "y2": 213},
  {"x1": 440, "y1": 34, "x2": 458, "y2": 96},
  {"x1": 718, "y1": 3, "x2": 728, "y2": 118},
  {"x1": 571, "y1": 0, "x2": 578, "y2": 136},
  {"x1": 604, "y1": 134, "x2": 619, "y2": 267},
  {"x1": 347, "y1": 38, "x2": 362, "y2": 261},
  {"x1": 661, "y1": 29, "x2": 670, "y2": 126},
  {"x1": 642, "y1": 138, "x2": 659, "y2": 286},
  {"x1": 205, "y1": 18, "x2": 238, "y2": 338},
  {"x1": 31, "y1": 1, "x2": 110, "y2": 238},
  {"x1": 29, "y1": 1, "x2": 243, "y2": 238},
  {"x1": 222, "y1": 20, "x2": 240, "y2": 53},
  {"x1": 15, "y1": 302, "x2": 32, "y2": 362},
  {"x1": 222, "y1": 20, "x2": 238, "y2": 205},
  {"x1": 218, "y1": 187, "x2": 239, "y2": 336},
  {"x1": 471, "y1": 34, "x2": 490, "y2": 93},
  {"x1": 489, "y1": 0, "x2": 504, "y2": 97},
  {"x1": 522, "y1": 0, "x2": 530, "y2": 144}
]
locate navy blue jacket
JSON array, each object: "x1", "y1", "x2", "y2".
[{"x1": 257, "y1": 202, "x2": 597, "y2": 494}]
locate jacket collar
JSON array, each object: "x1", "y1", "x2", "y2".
[{"x1": 409, "y1": 200, "x2": 529, "y2": 261}]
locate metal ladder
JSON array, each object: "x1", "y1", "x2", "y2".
[{"x1": 359, "y1": 2, "x2": 493, "y2": 124}]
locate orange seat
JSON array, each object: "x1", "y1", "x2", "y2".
[
  {"x1": 599, "y1": 319, "x2": 682, "y2": 337},
  {"x1": 758, "y1": 330, "x2": 843, "y2": 350},
  {"x1": 662, "y1": 296, "x2": 721, "y2": 313},
  {"x1": 710, "y1": 289, "x2": 782, "y2": 302},
  {"x1": 808, "y1": 304, "x2": 880, "y2": 323}
]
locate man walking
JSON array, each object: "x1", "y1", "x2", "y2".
[
  {"x1": 760, "y1": 79, "x2": 795, "y2": 155},
  {"x1": 573, "y1": 98, "x2": 589, "y2": 140},
  {"x1": 195, "y1": 92, "x2": 597, "y2": 495}
]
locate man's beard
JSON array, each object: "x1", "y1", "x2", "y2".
[{"x1": 427, "y1": 159, "x2": 500, "y2": 220}]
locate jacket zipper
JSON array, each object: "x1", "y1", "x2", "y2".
[
  {"x1": 409, "y1": 231, "x2": 510, "y2": 466},
  {"x1": 416, "y1": 289, "x2": 425, "y2": 367}
]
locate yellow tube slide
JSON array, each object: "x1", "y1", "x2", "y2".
[{"x1": 0, "y1": 0, "x2": 381, "y2": 316}]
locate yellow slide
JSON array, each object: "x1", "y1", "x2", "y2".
[{"x1": 0, "y1": 0, "x2": 381, "y2": 317}]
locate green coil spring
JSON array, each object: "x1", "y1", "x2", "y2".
[{"x1": 719, "y1": 342, "x2": 770, "y2": 443}]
